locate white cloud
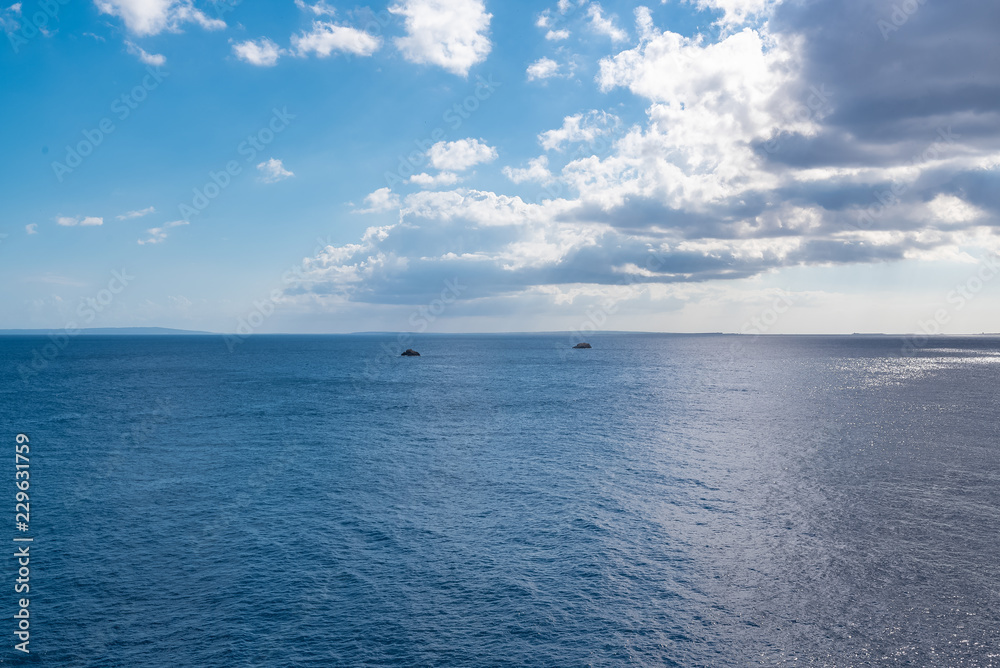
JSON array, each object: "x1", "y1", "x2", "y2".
[
  {"x1": 117, "y1": 206, "x2": 155, "y2": 220},
  {"x1": 427, "y1": 138, "x2": 498, "y2": 171},
  {"x1": 526, "y1": 57, "x2": 561, "y2": 81},
  {"x1": 356, "y1": 187, "x2": 401, "y2": 213},
  {"x1": 538, "y1": 111, "x2": 620, "y2": 151},
  {"x1": 926, "y1": 194, "x2": 985, "y2": 224},
  {"x1": 545, "y1": 29, "x2": 570, "y2": 41},
  {"x1": 503, "y1": 156, "x2": 553, "y2": 184},
  {"x1": 294, "y1": 0, "x2": 336, "y2": 16},
  {"x1": 691, "y1": 0, "x2": 774, "y2": 27},
  {"x1": 581, "y1": 22, "x2": 804, "y2": 211},
  {"x1": 56, "y1": 216, "x2": 103, "y2": 227},
  {"x1": 257, "y1": 158, "x2": 294, "y2": 183},
  {"x1": 598, "y1": 26, "x2": 792, "y2": 116},
  {"x1": 125, "y1": 40, "x2": 166, "y2": 66},
  {"x1": 587, "y1": 3, "x2": 627, "y2": 42},
  {"x1": 232, "y1": 38, "x2": 283, "y2": 66},
  {"x1": 25, "y1": 223, "x2": 37, "y2": 235},
  {"x1": 168, "y1": 294, "x2": 192, "y2": 309},
  {"x1": 635, "y1": 5, "x2": 656, "y2": 41},
  {"x1": 94, "y1": 0, "x2": 225, "y2": 36},
  {"x1": 410, "y1": 171, "x2": 462, "y2": 188},
  {"x1": 292, "y1": 21, "x2": 382, "y2": 57},
  {"x1": 389, "y1": 0, "x2": 492, "y2": 77},
  {"x1": 138, "y1": 220, "x2": 187, "y2": 245},
  {"x1": 0, "y1": 2, "x2": 20, "y2": 31}
]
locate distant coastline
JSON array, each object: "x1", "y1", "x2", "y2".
[
  {"x1": 1, "y1": 328, "x2": 999, "y2": 337},
  {"x1": 0, "y1": 327, "x2": 213, "y2": 336}
]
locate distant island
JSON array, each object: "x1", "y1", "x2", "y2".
[{"x1": 0, "y1": 327, "x2": 213, "y2": 336}]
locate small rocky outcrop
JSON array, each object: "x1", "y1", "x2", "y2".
[
  {"x1": 573, "y1": 342, "x2": 592, "y2": 349},
  {"x1": 401, "y1": 349, "x2": 421, "y2": 356}
]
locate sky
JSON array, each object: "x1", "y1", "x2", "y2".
[{"x1": 1, "y1": 0, "x2": 999, "y2": 335}]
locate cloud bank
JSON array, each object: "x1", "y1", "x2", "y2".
[{"x1": 283, "y1": 0, "x2": 1000, "y2": 320}]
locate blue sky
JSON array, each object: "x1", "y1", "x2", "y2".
[{"x1": 2, "y1": 0, "x2": 999, "y2": 334}]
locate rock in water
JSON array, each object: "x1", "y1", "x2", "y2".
[
  {"x1": 573, "y1": 342, "x2": 592, "y2": 349},
  {"x1": 401, "y1": 349, "x2": 421, "y2": 356}
]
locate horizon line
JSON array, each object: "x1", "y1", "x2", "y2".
[{"x1": 2, "y1": 327, "x2": 1000, "y2": 338}]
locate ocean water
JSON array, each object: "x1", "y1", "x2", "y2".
[{"x1": 1, "y1": 333, "x2": 999, "y2": 666}]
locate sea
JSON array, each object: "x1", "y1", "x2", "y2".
[{"x1": 0, "y1": 333, "x2": 998, "y2": 666}]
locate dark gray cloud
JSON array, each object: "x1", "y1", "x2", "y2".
[{"x1": 772, "y1": 0, "x2": 1000, "y2": 147}]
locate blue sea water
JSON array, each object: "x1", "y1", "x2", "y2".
[{"x1": 1, "y1": 333, "x2": 999, "y2": 666}]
